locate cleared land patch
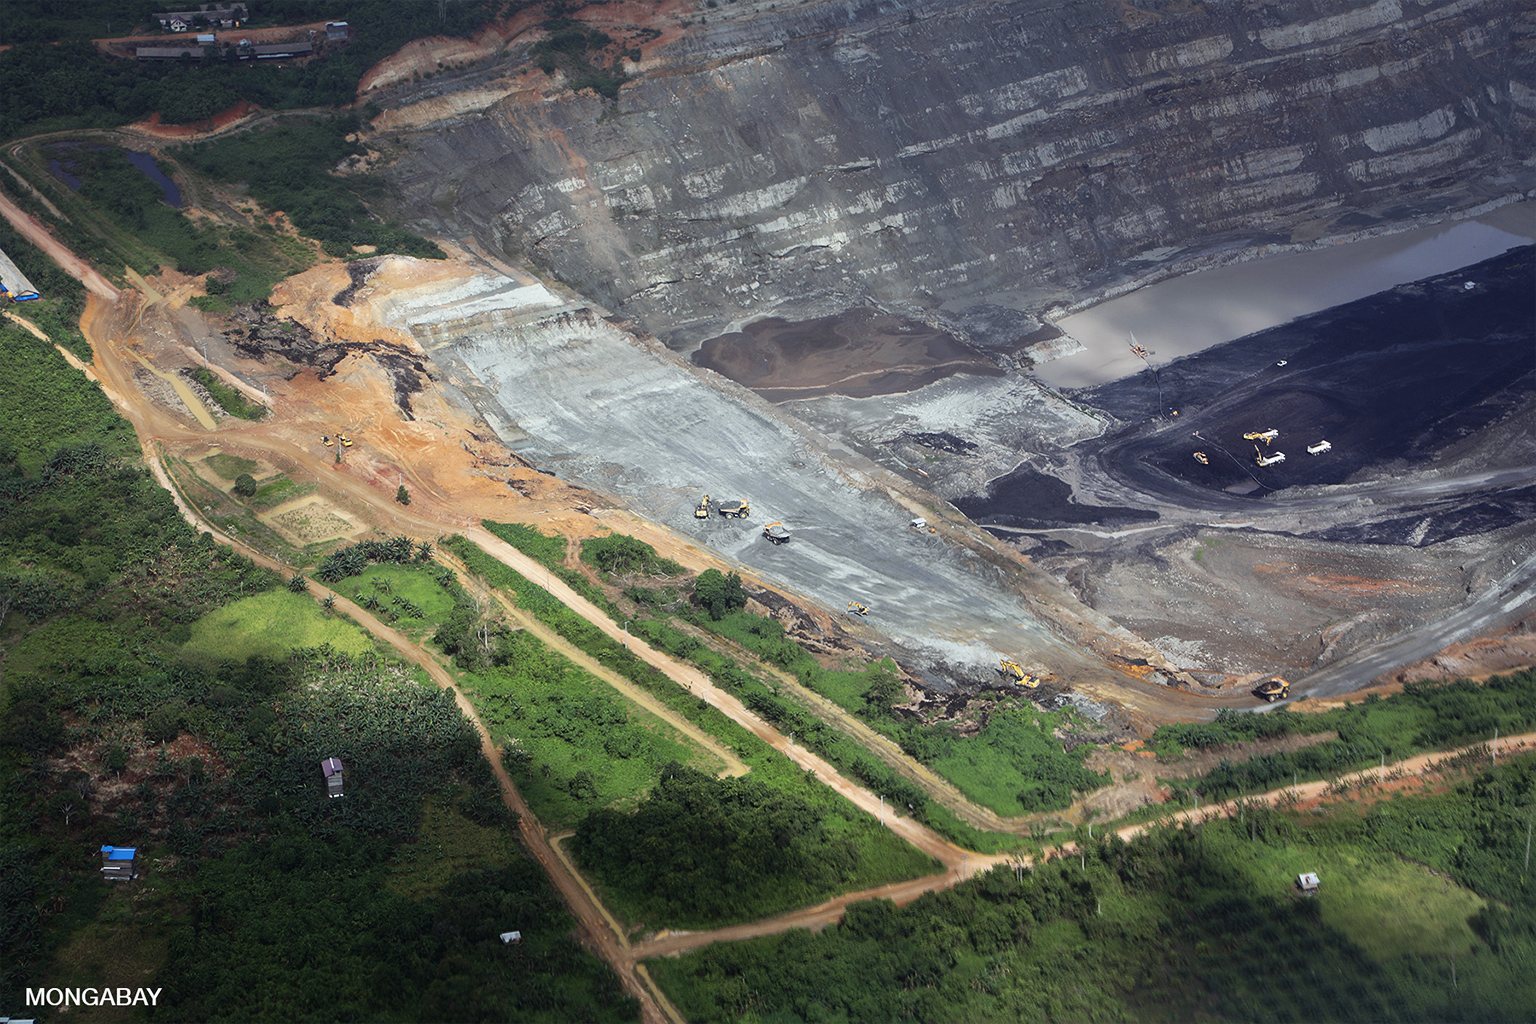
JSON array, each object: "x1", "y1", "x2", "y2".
[{"x1": 183, "y1": 589, "x2": 374, "y2": 661}]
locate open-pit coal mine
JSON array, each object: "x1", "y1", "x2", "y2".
[{"x1": 370, "y1": 0, "x2": 1536, "y2": 713}]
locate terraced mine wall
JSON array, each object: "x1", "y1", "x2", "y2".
[{"x1": 387, "y1": 0, "x2": 1536, "y2": 348}]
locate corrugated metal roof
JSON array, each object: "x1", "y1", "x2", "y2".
[
  {"x1": 0, "y1": 247, "x2": 40, "y2": 301},
  {"x1": 136, "y1": 45, "x2": 202, "y2": 59},
  {"x1": 250, "y1": 42, "x2": 313, "y2": 57}
]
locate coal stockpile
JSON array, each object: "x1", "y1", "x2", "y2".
[
  {"x1": 1082, "y1": 246, "x2": 1535, "y2": 497},
  {"x1": 1305, "y1": 485, "x2": 1536, "y2": 547}
]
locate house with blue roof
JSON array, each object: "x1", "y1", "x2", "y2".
[{"x1": 100, "y1": 845, "x2": 138, "y2": 881}]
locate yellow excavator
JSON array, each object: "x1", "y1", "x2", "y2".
[
  {"x1": 999, "y1": 659, "x2": 1041, "y2": 688},
  {"x1": 694, "y1": 494, "x2": 711, "y2": 519},
  {"x1": 847, "y1": 601, "x2": 869, "y2": 616},
  {"x1": 1193, "y1": 452, "x2": 1209, "y2": 465},
  {"x1": 337, "y1": 433, "x2": 354, "y2": 448}
]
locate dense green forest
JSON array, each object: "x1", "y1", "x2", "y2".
[
  {"x1": 574, "y1": 763, "x2": 910, "y2": 927},
  {"x1": 653, "y1": 753, "x2": 1536, "y2": 1022},
  {"x1": 0, "y1": 1, "x2": 517, "y2": 139},
  {"x1": 0, "y1": 302, "x2": 636, "y2": 1018}
]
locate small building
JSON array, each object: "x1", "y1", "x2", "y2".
[
  {"x1": 197, "y1": 33, "x2": 216, "y2": 44},
  {"x1": 321, "y1": 757, "x2": 345, "y2": 798},
  {"x1": 1297, "y1": 871, "x2": 1320, "y2": 895},
  {"x1": 325, "y1": 22, "x2": 350, "y2": 41},
  {"x1": 155, "y1": 4, "x2": 248, "y2": 31},
  {"x1": 499, "y1": 931, "x2": 522, "y2": 944},
  {"x1": 247, "y1": 42, "x2": 313, "y2": 60},
  {"x1": 0, "y1": 247, "x2": 41, "y2": 302},
  {"x1": 136, "y1": 44, "x2": 203, "y2": 60},
  {"x1": 100, "y1": 845, "x2": 139, "y2": 882}
]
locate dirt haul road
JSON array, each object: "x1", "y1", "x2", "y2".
[{"x1": 0, "y1": 186, "x2": 120, "y2": 300}]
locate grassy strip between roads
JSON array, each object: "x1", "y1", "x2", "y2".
[
  {"x1": 1151, "y1": 670, "x2": 1536, "y2": 803},
  {"x1": 475, "y1": 527, "x2": 1031, "y2": 850},
  {"x1": 444, "y1": 535, "x2": 941, "y2": 927},
  {"x1": 483, "y1": 522, "x2": 1093, "y2": 850}
]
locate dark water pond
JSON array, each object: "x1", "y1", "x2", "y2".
[
  {"x1": 45, "y1": 143, "x2": 181, "y2": 207},
  {"x1": 125, "y1": 150, "x2": 182, "y2": 207}
]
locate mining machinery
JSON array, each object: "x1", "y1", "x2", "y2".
[
  {"x1": 999, "y1": 659, "x2": 1041, "y2": 688},
  {"x1": 1254, "y1": 677, "x2": 1290, "y2": 702}
]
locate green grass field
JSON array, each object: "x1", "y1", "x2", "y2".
[
  {"x1": 4, "y1": 615, "x2": 126, "y2": 679},
  {"x1": 183, "y1": 590, "x2": 374, "y2": 661},
  {"x1": 202, "y1": 452, "x2": 261, "y2": 481},
  {"x1": 1202, "y1": 826, "x2": 1484, "y2": 959},
  {"x1": 333, "y1": 564, "x2": 457, "y2": 639}
]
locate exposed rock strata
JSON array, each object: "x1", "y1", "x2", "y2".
[{"x1": 385, "y1": 0, "x2": 1536, "y2": 347}]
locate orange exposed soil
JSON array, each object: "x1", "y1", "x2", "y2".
[
  {"x1": 127, "y1": 99, "x2": 260, "y2": 140},
  {"x1": 359, "y1": 0, "x2": 698, "y2": 99}
]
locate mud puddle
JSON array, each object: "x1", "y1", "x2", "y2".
[{"x1": 692, "y1": 307, "x2": 1003, "y2": 401}]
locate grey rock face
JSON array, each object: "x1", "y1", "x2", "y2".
[{"x1": 387, "y1": 0, "x2": 1534, "y2": 348}]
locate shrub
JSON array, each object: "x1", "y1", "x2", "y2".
[
  {"x1": 144, "y1": 704, "x2": 183, "y2": 743},
  {"x1": 233, "y1": 473, "x2": 257, "y2": 497},
  {"x1": 581, "y1": 533, "x2": 682, "y2": 577},
  {"x1": 693, "y1": 569, "x2": 746, "y2": 620}
]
